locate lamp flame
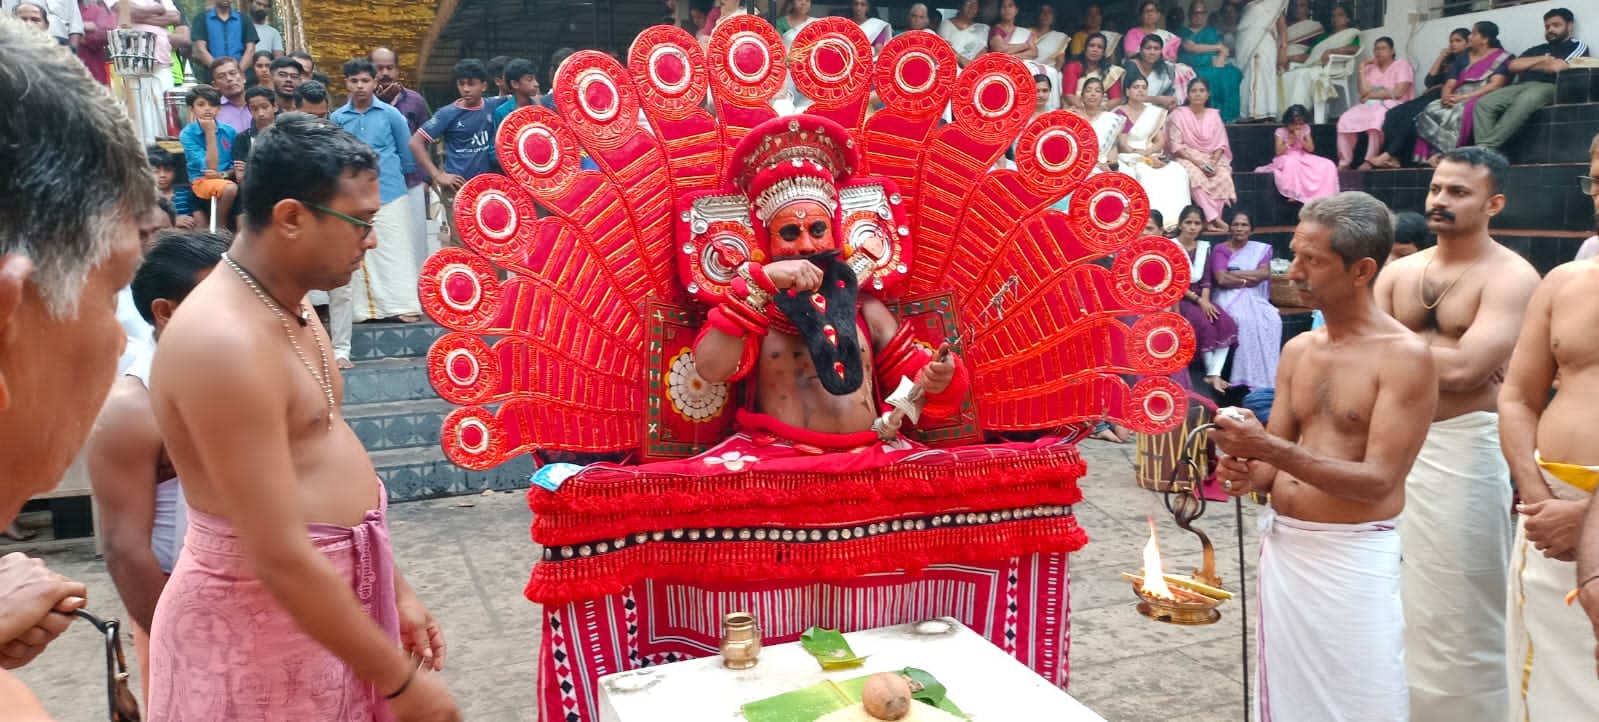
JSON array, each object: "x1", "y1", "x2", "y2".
[{"x1": 1140, "y1": 516, "x2": 1176, "y2": 600}]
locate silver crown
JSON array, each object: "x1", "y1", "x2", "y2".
[{"x1": 753, "y1": 176, "x2": 838, "y2": 224}]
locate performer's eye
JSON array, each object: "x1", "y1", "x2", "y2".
[
  {"x1": 778, "y1": 224, "x2": 802, "y2": 242},
  {"x1": 808, "y1": 221, "x2": 829, "y2": 239}
]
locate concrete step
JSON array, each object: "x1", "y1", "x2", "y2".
[
  {"x1": 345, "y1": 397, "x2": 453, "y2": 452},
  {"x1": 372, "y1": 446, "x2": 535, "y2": 501},
  {"x1": 342, "y1": 356, "x2": 433, "y2": 405},
  {"x1": 348, "y1": 319, "x2": 444, "y2": 361}
]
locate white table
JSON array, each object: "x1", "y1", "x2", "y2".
[{"x1": 597, "y1": 618, "x2": 1106, "y2": 721}]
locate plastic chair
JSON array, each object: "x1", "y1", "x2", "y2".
[{"x1": 1316, "y1": 53, "x2": 1361, "y2": 123}]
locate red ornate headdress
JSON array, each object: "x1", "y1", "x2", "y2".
[{"x1": 731, "y1": 115, "x2": 856, "y2": 229}]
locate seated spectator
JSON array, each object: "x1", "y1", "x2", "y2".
[
  {"x1": 1279, "y1": 4, "x2": 1361, "y2": 113},
  {"x1": 9, "y1": 2, "x2": 49, "y2": 33},
  {"x1": 775, "y1": 0, "x2": 814, "y2": 35},
  {"x1": 1172, "y1": 205, "x2": 1238, "y2": 393},
  {"x1": 1414, "y1": 21, "x2": 1511, "y2": 164},
  {"x1": 1031, "y1": 4, "x2": 1070, "y2": 70},
  {"x1": 147, "y1": 145, "x2": 197, "y2": 229},
  {"x1": 850, "y1": 0, "x2": 890, "y2": 55},
  {"x1": 1116, "y1": 76, "x2": 1192, "y2": 228},
  {"x1": 208, "y1": 57, "x2": 251, "y2": 133},
  {"x1": 1281, "y1": 0, "x2": 1323, "y2": 64},
  {"x1": 1388, "y1": 209, "x2": 1433, "y2": 264},
  {"x1": 1125, "y1": 0, "x2": 1179, "y2": 60},
  {"x1": 938, "y1": 0, "x2": 989, "y2": 67},
  {"x1": 1072, "y1": 77, "x2": 1121, "y2": 174},
  {"x1": 1473, "y1": 8, "x2": 1587, "y2": 155},
  {"x1": 1062, "y1": 31, "x2": 1123, "y2": 109},
  {"x1": 231, "y1": 85, "x2": 276, "y2": 181},
  {"x1": 1167, "y1": 78, "x2": 1236, "y2": 232},
  {"x1": 1336, "y1": 36, "x2": 1413, "y2": 169},
  {"x1": 268, "y1": 54, "x2": 301, "y2": 112},
  {"x1": 178, "y1": 84, "x2": 237, "y2": 228},
  {"x1": 290, "y1": 48, "x2": 313, "y2": 74},
  {"x1": 1256, "y1": 104, "x2": 1338, "y2": 204},
  {"x1": 1369, "y1": 27, "x2": 1467, "y2": 169},
  {"x1": 989, "y1": 0, "x2": 1061, "y2": 110},
  {"x1": 1209, "y1": 210, "x2": 1280, "y2": 391},
  {"x1": 1124, "y1": 33, "x2": 1189, "y2": 110},
  {"x1": 904, "y1": 2, "x2": 931, "y2": 33},
  {"x1": 1070, "y1": 3, "x2": 1120, "y2": 60},
  {"x1": 1178, "y1": 0, "x2": 1242, "y2": 121}
]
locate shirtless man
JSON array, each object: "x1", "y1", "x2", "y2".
[
  {"x1": 1209, "y1": 192, "x2": 1436, "y2": 720},
  {"x1": 1567, "y1": 135, "x2": 1599, "y2": 677},
  {"x1": 1498, "y1": 131, "x2": 1599, "y2": 718},
  {"x1": 0, "y1": 20, "x2": 153, "y2": 712},
  {"x1": 87, "y1": 229, "x2": 227, "y2": 700},
  {"x1": 145, "y1": 114, "x2": 460, "y2": 721},
  {"x1": 1372, "y1": 146, "x2": 1540, "y2": 721}
]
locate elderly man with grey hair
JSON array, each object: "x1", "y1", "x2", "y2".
[
  {"x1": 906, "y1": 2, "x2": 932, "y2": 31},
  {"x1": 0, "y1": 15, "x2": 156, "y2": 711},
  {"x1": 1209, "y1": 191, "x2": 1436, "y2": 721}
]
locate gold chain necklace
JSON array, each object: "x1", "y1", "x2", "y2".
[
  {"x1": 1418, "y1": 250, "x2": 1489, "y2": 311},
  {"x1": 222, "y1": 253, "x2": 335, "y2": 429}
]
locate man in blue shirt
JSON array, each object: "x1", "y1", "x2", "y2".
[
  {"x1": 190, "y1": 0, "x2": 256, "y2": 84},
  {"x1": 327, "y1": 57, "x2": 422, "y2": 367},
  {"x1": 409, "y1": 58, "x2": 498, "y2": 246}
]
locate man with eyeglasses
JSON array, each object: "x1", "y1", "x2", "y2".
[
  {"x1": 1573, "y1": 155, "x2": 1599, "y2": 261},
  {"x1": 1503, "y1": 129, "x2": 1599, "y2": 715},
  {"x1": 143, "y1": 113, "x2": 460, "y2": 721},
  {"x1": 268, "y1": 54, "x2": 302, "y2": 113}
]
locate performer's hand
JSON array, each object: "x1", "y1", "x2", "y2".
[
  {"x1": 1215, "y1": 455, "x2": 1255, "y2": 496},
  {"x1": 0, "y1": 553, "x2": 85, "y2": 669},
  {"x1": 387, "y1": 667, "x2": 462, "y2": 722},
  {"x1": 764, "y1": 259, "x2": 824, "y2": 292},
  {"x1": 918, "y1": 344, "x2": 955, "y2": 395},
  {"x1": 1519, "y1": 498, "x2": 1586, "y2": 561},
  {"x1": 396, "y1": 587, "x2": 447, "y2": 672},
  {"x1": 1207, "y1": 408, "x2": 1273, "y2": 460}
]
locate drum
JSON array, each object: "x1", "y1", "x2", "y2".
[
  {"x1": 1134, "y1": 391, "x2": 1215, "y2": 493},
  {"x1": 108, "y1": 29, "x2": 158, "y2": 78},
  {"x1": 163, "y1": 87, "x2": 190, "y2": 139}
]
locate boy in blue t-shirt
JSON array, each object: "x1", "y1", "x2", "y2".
[
  {"x1": 146, "y1": 145, "x2": 198, "y2": 229},
  {"x1": 409, "y1": 58, "x2": 499, "y2": 245},
  {"x1": 178, "y1": 84, "x2": 238, "y2": 229}
]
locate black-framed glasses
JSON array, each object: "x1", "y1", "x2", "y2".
[
  {"x1": 777, "y1": 220, "x2": 830, "y2": 242},
  {"x1": 1581, "y1": 176, "x2": 1597, "y2": 197},
  {"x1": 303, "y1": 201, "x2": 375, "y2": 238}
]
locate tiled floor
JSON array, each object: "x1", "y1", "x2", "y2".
[{"x1": 9, "y1": 439, "x2": 1260, "y2": 721}]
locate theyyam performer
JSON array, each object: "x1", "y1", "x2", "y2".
[{"x1": 416, "y1": 16, "x2": 1195, "y2": 721}]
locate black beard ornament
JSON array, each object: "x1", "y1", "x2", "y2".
[{"x1": 769, "y1": 252, "x2": 865, "y2": 396}]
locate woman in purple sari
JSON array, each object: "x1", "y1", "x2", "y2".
[
  {"x1": 1414, "y1": 21, "x2": 1511, "y2": 163},
  {"x1": 1209, "y1": 210, "x2": 1280, "y2": 390},
  {"x1": 1173, "y1": 206, "x2": 1238, "y2": 393}
]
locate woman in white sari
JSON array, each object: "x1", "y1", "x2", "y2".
[
  {"x1": 938, "y1": 0, "x2": 989, "y2": 67},
  {"x1": 851, "y1": 0, "x2": 891, "y2": 56},
  {"x1": 1279, "y1": 4, "x2": 1361, "y2": 113},
  {"x1": 1076, "y1": 77, "x2": 1122, "y2": 175},
  {"x1": 1117, "y1": 76, "x2": 1192, "y2": 229},
  {"x1": 1032, "y1": 4, "x2": 1070, "y2": 70},
  {"x1": 987, "y1": 0, "x2": 1061, "y2": 110},
  {"x1": 1282, "y1": 0, "x2": 1324, "y2": 60},
  {"x1": 1234, "y1": 0, "x2": 1290, "y2": 120},
  {"x1": 775, "y1": 0, "x2": 817, "y2": 114}
]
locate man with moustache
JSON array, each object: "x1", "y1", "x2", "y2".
[
  {"x1": 0, "y1": 19, "x2": 154, "y2": 711},
  {"x1": 1210, "y1": 191, "x2": 1435, "y2": 722},
  {"x1": 1501, "y1": 130, "x2": 1599, "y2": 719},
  {"x1": 371, "y1": 47, "x2": 434, "y2": 261},
  {"x1": 209, "y1": 56, "x2": 252, "y2": 133},
  {"x1": 1374, "y1": 146, "x2": 1542, "y2": 722},
  {"x1": 268, "y1": 54, "x2": 301, "y2": 113},
  {"x1": 1570, "y1": 135, "x2": 1599, "y2": 676},
  {"x1": 248, "y1": 0, "x2": 282, "y2": 56}
]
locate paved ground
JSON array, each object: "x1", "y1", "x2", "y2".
[{"x1": 8, "y1": 439, "x2": 1260, "y2": 721}]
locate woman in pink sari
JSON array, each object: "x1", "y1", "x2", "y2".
[
  {"x1": 1335, "y1": 35, "x2": 1414, "y2": 169},
  {"x1": 1167, "y1": 78, "x2": 1237, "y2": 233},
  {"x1": 1256, "y1": 103, "x2": 1338, "y2": 204},
  {"x1": 1124, "y1": 0, "x2": 1181, "y2": 60}
]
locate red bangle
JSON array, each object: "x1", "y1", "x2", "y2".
[
  {"x1": 719, "y1": 301, "x2": 769, "y2": 336},
  {"x1": 746, "y1": 263, "x2": 777, "y2": 294}
]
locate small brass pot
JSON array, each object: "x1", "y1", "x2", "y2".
[{"x1": 720, "y1": 612, "x2": 761, "y2": 669}]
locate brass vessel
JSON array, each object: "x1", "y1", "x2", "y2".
[{"x1": 720, "y1": 612, "x2": 761, "y2": 669}]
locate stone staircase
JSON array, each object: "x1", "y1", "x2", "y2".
[{"x1": 345, "y1": 320, "x2": 535, "y2": 501}]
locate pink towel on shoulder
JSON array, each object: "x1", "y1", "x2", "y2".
[{"x1": 148, "y1": 482, "x2": 399, "y2": 721}]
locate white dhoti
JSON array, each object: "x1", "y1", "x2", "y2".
[
  {"x1": 350, "y1": 192, "x2": 422, "y2": 323},
  {"x1": 406, "y1": 183, "x2": 434, "y2": 261},
  {"x1": 1508, "y1": 465, "x2": 1599, "y2": 720},
  {"x1": 1402, "y1": 411, "x2": 1512, "y2": 722},
  {"x1": 1257, "y1": 506, "x2": 1407, "y2": 721}
]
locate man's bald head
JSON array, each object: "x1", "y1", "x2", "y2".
[{"x1": 370, "y1": 47, "x2": 400, "y2": 85}]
